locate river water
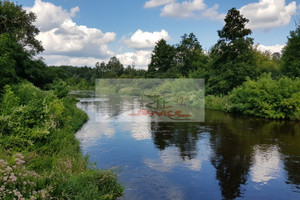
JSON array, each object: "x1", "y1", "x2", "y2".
[{"x1": 74, "y1": 92, "x2": 300, "y2": 200}]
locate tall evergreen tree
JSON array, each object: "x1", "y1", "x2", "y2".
[{"x1": 208, "y1": 8, "x2": 258, "y2": 94}]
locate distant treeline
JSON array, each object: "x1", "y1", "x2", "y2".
[{"x1": 1, "y1": 4, "x2": 299, "y2": 115}]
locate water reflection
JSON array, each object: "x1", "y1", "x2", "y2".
[
  {"x1": 145, "y1": 132, "x2": 210, "y2": 172},
  {"x1": 251, "y1": 145, "x2": 281, "y2": 185},
  {"x1": 151, "y1": 123, "x2": 206, "y2": 160},
  {"x1": 209, "y1": 123, "x2": 252, "y2": 199},
  {"x1": 74, "y1": 94, "x2": 300, "y2": 199}
]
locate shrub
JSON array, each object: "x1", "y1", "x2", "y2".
[
  {"x1": 205, "y1": 95, "x2": 232, "y2": 112},
  {"x1": 0, "y1": 82, "x2": 64, "y2": 149},
  {"x1": 229, "y1": 73, "x2": 300, "y2": 120}
]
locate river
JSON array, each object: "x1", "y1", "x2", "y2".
[{"x1": 74, "y1": 91, "x2": 300, "y2": 200}]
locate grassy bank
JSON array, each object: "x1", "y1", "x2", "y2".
[{"x1": 0, "y1": 82, "x2": 123, "y2": 199}]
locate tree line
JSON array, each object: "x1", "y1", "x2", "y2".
[{"x1": 0, "y1": 2, "x2": 299, "y2": 119}]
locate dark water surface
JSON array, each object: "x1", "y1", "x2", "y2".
[{"x1": 75, "y1": 93, "x2": 300, "y2": 200}]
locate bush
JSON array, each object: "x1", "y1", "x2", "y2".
[
  {"x1": 205, "y1": 95, "x2": 232, "y2": 112},
  {"x1": 229, "y1": 73, "x2": 300, "y2": 120},
  {"x1": 0, "y1": 82, "x2": 63, "y2": 149}
]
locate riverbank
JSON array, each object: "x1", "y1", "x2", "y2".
[
  {"x1": 0, "y1": 82, "x2": 123, "y2": 199},
  {"x1": 206, "y1": 74, "x2": 300, "y2": 120}
]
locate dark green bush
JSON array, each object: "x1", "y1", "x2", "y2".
[{"x1": 229, "y1": 73, "x2": 300, "y2": 120}]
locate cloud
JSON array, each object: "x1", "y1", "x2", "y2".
[
  {"x1": 25, "y1": 0, "x2": 78, "y2": 32},
  {"x1": 26, "y1": 0, "x2": 116, "y2": 62},
  {"x1": 161, "y1": 0, "x2": 206, "y2": 18},
  {"x1": 199, "y1": 4, "x2": 225, "y2": 21},
  {"x1": 145, "y1": 0, "x2": 224, "y2": 21},
  {"x1": 240, "y1": 0, "x2": 298, "y2": 30},
  {"x1": 40, "y1": 55, "x2": 105, "y2": 67},
  {"x1": 256, "y1": 44, "x2": 285, "y2": 54},
  {"x1": 38, "y1": 19, "x2": 116, "y2": 58},
  {"x1": 117, "y1": 50, "x2": 152, "y2": 69},
  {"x1": 144, "y1": 0, "x2": 175, "y2": 8},
  {"x1": 124, "y1": 29, "x2": 170, "y2": 50}
]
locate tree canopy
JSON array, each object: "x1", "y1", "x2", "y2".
[
  {"x1": 0, "y1": 0, "x2": 43, "y2": 54},
  {"x1": 176, "y1": 33, "x2": 207, "y2": 76},
  {"x1": 147, "y1": 39, "x2": 177, "y2": 77},
  {"x1": 281, "y1": 24, "x2": 300, "y2": 78}
]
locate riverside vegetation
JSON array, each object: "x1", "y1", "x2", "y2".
[
  {"x1": 0, "y1": 1, "x2": 123, "y2": 199},
  {"x1": 0, "y1": 0, "x2": 300, "y2": 199}
]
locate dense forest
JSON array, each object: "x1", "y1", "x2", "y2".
[{"x1": 0, "y1": 0, "x2": 300, "y2": 199}]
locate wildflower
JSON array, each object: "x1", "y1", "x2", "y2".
[
  {"x1": 5, "y1": 166, "x2": 12, "y2": 172},
  {"x1": 15, "y1": 153, "x2": 24, "y2": 160},
  {"x1": 9, "y1": 173, "x2": 17, "y2": 182},
  {"x1": 15, "y1": 158, "x2": 25, "y2": 166},
  {"x1": 0, "y1": 159, "x2": 8, "y2": 167}
]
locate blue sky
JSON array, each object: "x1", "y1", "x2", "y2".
[{"x1": 13, "y1": 0, "x2": 300, "y2": 69}]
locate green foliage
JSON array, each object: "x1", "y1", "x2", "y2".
[
  {"x1": 281, "y1": 25, "x2": 300, "y2": 77},
  {"x1": 0, "y1": 5, "x2": 49, "y2": 90},
  {"x1": 147, "y1": 34, "x2": 208, "y2": 78},
  {"x1": 147, "y1": 39, "x2": 178, "y2": 77},
  {"x1": 106, "y1": 57, "x2": 124, "y2": 77},
  {"x1": 206, "y1": 95, "x2": 232, "y2": 112},
  {"x1": 0, "y1": 82, "x2": 123, "y2": 199},
  {"x1": 0, "y1": 34, "x2": 19, "y2": 90},
  {"x1": 0, "y1": 82, "x2": 63, "y2": 149},
  {"x1": 208, "y1": 8, "x2": 258, "y2": 95},
  {"x1": 176, "y1": 33, "x2": 208, "y2": 76},
  {"x1": 253, "y1": 47, "x2": 281, "y2": 77},
  {"x1": 58, "y1": 169, "x2": 123, "y2": 200},
  {"x1": 229, "y1": 73, "x2": 300, "y2": 120},
  {"x1": 0, "y1": 0, "x2": 43, "y2": 54},
  {"x1": 50, "y1": 80, "x2": 70, "y2": 98}
]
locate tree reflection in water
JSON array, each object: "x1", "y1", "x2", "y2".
[{"x1": 76, "y1": 94, "x2": 300, "y2": 199}]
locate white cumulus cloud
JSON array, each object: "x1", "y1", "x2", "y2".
[
  {"x1": 240, "y1": 0, "x2": 298, "y2": 30},
  {"x1": 38, "y1": 19, "x2": 115, "y2": 58},
  {"x1": 144, "y1": 0, "x2": 224, "y2": 21},
  {"x1": 41, "y1": 55, "x2": 106, "y2": 67},
  {"x1": 144, "y1": 0, "x2": 175, "y2": 8},
  {"x1": 117, "y1": 50, "x2": 152, "y2": 69},
  {"x1": 124, "y1": 29, "x2": 170, "y2": 50},
  {"x1": 256, "y1": 44, "x2": 285, "y2": 54},
  {"x1": 25, "y1": 0, "x2": 78, "y2": 32},
  {"x1": 161, "y1": 0, "x2": 206, "y2": 18},
  {"x1": 26, "y1": 0, "x2": 116, "y2": 62}
]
